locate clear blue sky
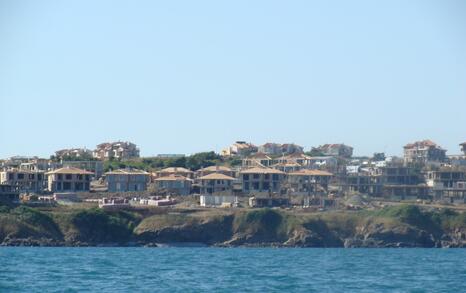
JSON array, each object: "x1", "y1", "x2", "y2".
[{"x1": 1, "y1": 0, "x2": 465, "y2": 158}]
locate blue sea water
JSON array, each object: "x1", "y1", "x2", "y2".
[{"x1": 1, "y1": 248, "x2": 465, "y2": 292}]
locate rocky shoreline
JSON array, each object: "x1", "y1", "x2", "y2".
[{"x1": 1, "y1": 205, "x2": 466, "y2": 248}]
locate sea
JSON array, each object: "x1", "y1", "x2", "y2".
[{"x1": 1, "y1": 247, "x2": 465, "y2": 292}]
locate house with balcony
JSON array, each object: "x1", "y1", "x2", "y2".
[
  {"x1": 403, "y1": 140, "x2": 446, "y2": 165},
  {"x1": 197, "y1": 173, "x2": 236, "y2": 195},
  {"x1": 240, "y1": 167, "x2": 285, "y2": 195},
  {"x1": 0, "y1": 169, "x2": 46, "y2": 193},
  {"x1": 45, "y1": 167, "x2": 93, "y2": 192},
  {"x1": 221, "y1": 141, "x2": 258, "y2": 157},
  {"x1": 154, "y1": 167, "x2": 194, "y2": 179},
  {"x1": 286, "y1": 169, "x2": 333, "y2": 195},
  {"x1": 153, "y1": 175, "x2": 192, "y2": 196},
  {"x1": 196, "y1": 165, "x2": 235, "y2": 178},
  {"x1": 315, "y1": 144, "x2": 353, "y2": 158},
  {"x1": 93, "y1": 141, "x2": 140, "y2": 160},
  {"x1": 105, "y1": 169, "x2": 150, "y2": 192}
]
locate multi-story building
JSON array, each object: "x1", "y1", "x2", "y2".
[
  {"x1": 221, "y1": 141, "x2": 258, "y2": 157},
  {"x1": 240, "y1": 167, "x2": 285, "y2": 195},
  {"x1": 197, "y1": 173, "x2": 236, "y2": 195},
  {"x1": 105, "y1": 169, "x2": 150, "y2": 192},
  {"x1": 0, "y1": 184, "x2": 20, "y2": 204},
  {"x1": 403, "y1": 140, "x2": 446, "y2": 165},
  {"x1": 154, "y1": 167, "x2": 194, "y2": 179},
  {"x1": 424, "y1": 169, "x2": 466, "y2": 199},
  {"x1": 242, "y1": 153, "x2": 273, "y2": 168},
  {"x1": 62, "y1": 160, "x2": 104, "y2": 178},
  {"x1": 460, "y1": 142, "x2": 466, "y2": 156},
  {"x1": 0, "y1": 169, "x2": 46, "y2": 193},
  {"x1": 286, "y1": 169, "x2": 333, "y2": 195},
  {"x1": 258, "y1": 143, "x2": 304, "y2": 156},
  {"x1": 315, "y1": 144, "x2": 353, "y2": 158},
  {"x1": 45, "y1": 167, "x2": 93, "y2": 192},
  {"x1": 55, "y1": 148, "x2": 92, "y2": 160},
  {"x1": 153, "y1": 175, "x2": 192, "y2": 195},
  {"x1": 196, "y1": 165, "x2": 235, "y2": 178},
  {"x1": 93, "y1": 141, "x2": 140, "y2": 160}
]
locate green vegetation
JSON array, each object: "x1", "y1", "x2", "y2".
[
  {"x1": 1, "y1": 204, "x2": 466, "y2": 247},
  {"x1": 103, "y1": 151, "x2": 238, "y2": 172}
]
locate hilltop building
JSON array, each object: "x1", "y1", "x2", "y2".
[
  {"x1": 315, "y1": 144, "x2": 353, "y2": 158},
  {"x1": 93, "y1": 141, "x2": 140, "y2": 160},
  {"x1": 221, "y1": 141, "x2": 258, "y2": 157},
  {"x1": 403, "y1": 140, "x2": 446, "y2": 165},
  {"x1": 54, "y1": 148, "x2": 92, "y2": 160},
  {"x1": 153, "y1": 175, "x2": 192, "y2": 195}
]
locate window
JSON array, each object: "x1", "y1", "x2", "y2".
[
  {"x1": 243, "y1": 174, "x2": 249, "y2": 181},
  {"x1": 58, "y1": 174, "x2": 63, "y2": 180},
  {"x1": 63, "y1": 182, "x2": 71, "y2": 190},
  {"x1": 8, "y1": 173, "x2": 14, "y2": 180},
  {"x1": 17, "y1": 173, "x2": 25, "y2": 180},
  {"x1": 77, "y1": 174, "x2": 83, "y2": 180},
  {"x1": 56, "y1": 182, "x2": 62, "y2": 190},
  {"x1": 252, "y1": 182, "x2": 260, "y2": 190},
  {"x1": 272, "y1": 174, "x2": 279, "y2": 181},
  {"x1": 85, "y1": 175, "x2": 90, "y2": 181},
  {"x1": 29, "y1": 174, "x2": 35, "y2": 180},
  {"x1": 65, "y1": 174, "x2": 72, "y2": 180},
  {"x1": 253, "y1": 174, "x2": 260, "y2": 179},
  {"x1": 264, "y1": 174, "x2": 270, "y2": 180},
  {"x1": 263, "y1": 182, "x2": 270, "y2": 190}
]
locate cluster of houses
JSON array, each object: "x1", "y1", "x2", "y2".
[{"x1": 2, "y1": 139, "x2": 466, "y2": 208}]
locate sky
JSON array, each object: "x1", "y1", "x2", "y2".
[{"x1": 1, "y1": 0, "x2": 465, "y2": 158}]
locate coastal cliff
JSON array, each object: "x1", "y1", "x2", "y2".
[{"x1": 1, "y1": 205, "x2": 466, "y2": 248}]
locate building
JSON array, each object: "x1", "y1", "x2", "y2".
[
  {"x1": 403, "y1": 140, "x2": 446, "y2": 165},
  {"x1": 196, "y1": 165, "x2": 235, "y2": 178},
  {"x1": 93, "y1": 141, "x2": 140, "y2": 160},
  {"x1": 45, "y1": 167, "x2": 93, "y2": 192},
  {"x1": 242, "y1": 153, "x2": 273, "y2": 168},
  {"x1": 221, "y1": 141, "x2": 258, "y2": 157},
  {"x1": 307, "y1": 156, "x2": 338, "y2": 171},
  {"x1": 200, "y1": 195, "x2": 237, "y2": 207},
  {"x1": 54, "y1": 148, "x2": 92, "y2": 160},
  {"x1": 316, "y1": 144, "x2": 353, "y2": 158},
  {"x1": 197, "y1": 173, "x2": 236, "y2": 195},
  {"x1": 248, "y1": 196, "x2": 290, "y2": 208},
  {"x1": 154, "y1": 167, "x2": 194, "y2": 179},
  {"x1": 258, "y1": 143, "x2": 303, "y2": 156},
  {"x1": 381, "y1": 166, "x2": 420, "y2": 185},
  {"x1": 460, "y1": 142, "x2": 466, "y2": 156},
  {"x1": 0, "y1": 184, "x2": 20, "y2": 204},
  {"x1": 424, "y1": 169, "x2": 466, "y2": 199},
  {"x1": 105, "y1": 169, "x2": 150, "y2": 192},
  {"x1": 240, "y1": 167, "x2": 285, "y2": 195},
  {"x1": 0, "y1": 169, "x2": 46, "y2": 193},
  {"x1": 258, "y1": 143, "x2": 282, "y2": 155},
  {"x1": 286, "y1": 169, "x2": 333, "y2": 195},
  {"x1": 62, "y1": 160, "x2": 104, "y2": 178},
  {"x1": 153, "y1": 175, "x2": 192, "y2": 195}
]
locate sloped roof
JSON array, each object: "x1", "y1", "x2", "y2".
[
  {"x1": 197, "y1": 173, "x2": 236, "y2": 180},
  {"x1": 105, "y1": 169, "x2": 149, "y2": 175},
  {"x1": 159, "y1": 167, "x2": 193, "y2": 173},
  {"x1": 288, "y1": 169, "x2": 333, "y2": 176},
  {"x1": 197, "y1": 165, "x2": 232, "y2": 172},
  {"x1": 154, "y1": 174, "x2": 192, "y2": 181},
  {"x1": 46, "y1": 166, "x2": 93, "y2": 175},
  {"x1": 240, "y1": 167, "x2": 285, "y2": 174}
]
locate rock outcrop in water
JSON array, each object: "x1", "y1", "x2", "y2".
[{"x1": 1, "y1": 204, "x2": 466, "y2": 248}]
